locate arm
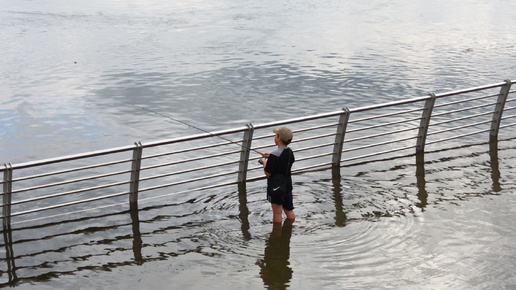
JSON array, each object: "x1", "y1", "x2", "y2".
[{"x1": 263, "y1": 158, "x2": 271, "y2": 178}]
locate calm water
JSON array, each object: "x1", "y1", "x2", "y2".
[{"x1": 1, "y1": 0, "x2": 516, "y2": 288}]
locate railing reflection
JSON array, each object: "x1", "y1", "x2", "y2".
[
  {"x1": 332, "y1": 166, "x2": 347, "y2": 227},
  {"x1": 489, "y1": 141, "x2": 502, "y2": 193},
  {"x1": 0, "y1": 206, "x2": 145, "y2": 287},
  {"x1": 415, "y1": 153, "x2": 428, "y2": 210},
  {"x1": 129, "y1": 202, "x2": 143, "y2": 265},
  {"x1": 2, "y1": 224, "x2": 17, "y2": 286},
  {"x1": 237, "y1": 183, "x2": 252, "y2": 241}
]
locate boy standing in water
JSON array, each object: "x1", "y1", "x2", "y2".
[{"x1": 262, "y1": 127, "x2": 296, "y2": 224}]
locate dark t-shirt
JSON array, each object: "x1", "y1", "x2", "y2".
[{"x1": 265, "y1": 147, "x2": 295, "y2": 193}]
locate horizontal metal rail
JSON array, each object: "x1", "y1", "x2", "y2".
[
  {"x1": 141, "y1": 160, "x2": 239, "y2": 182},
  {"x1": 433, "y1": 82, "x2": 507, "y2": 98},
  {"x1": 12, "y1": 158, "x2": 133, "y2": 183},
  {"x1": 11, "y1": 190, "x2": 131, "y2": 217},
  {"x1": 428, "y1": 119, "x2": 493, "y2": 136},
  {"x1": 10, "y1": 145, "x2": 135, "y2": 170},
  {"x1": 341, "y1": 144, "x2": 417, "y2": 163},
  {"x1": 503, "y1": 105, "x2": 516, "y2": 111},
  {"x1": 11, "y1": 169, "x2": 131, "y2": 195},
  {"x1": 502, "y1": 113, "x2": 516, "y2": 120},
  {"x1": 294, "y1": 142, "x2": 336, "y2": 153},
  {"x1": 139, "y1": 170, "x2": 240, "y2": 193},
  {"x1": 426, "y1": 128, "x2": 492, "y2": 145},
  {"x1": 142, "y1": 138, "x2": 245, "y2": 160},
  {"x1": 291, "y1": 162, "x2": 335, "y2": 174},
  {"x1": 141, "y1": 149, "x2": 241, "y2": 171},
  {"x1": 342, "y1": 135, "x2": 418, "y2": 153},
  {"x1": 432, "y1": 102, "x2": 497, "y2": 118},
  {"x1": 294, "y1": 132, "x2": 337, "y2": 143},
  {"x1": 430, "y1": 111, "x2": 494, "y2": 127},
  {"x1": 295, "y1": 152, "x2": 335, "y2": 163},
  {"x1": 434, "y1": 92, "x2": 499, "y2": 108},
  {"x1": 348, "y1": 107, "x2": 424, "y2": 124},
  {"x1": 345, "y1": 126, "x2": 419, "y2": 143},
  {"x1": 347, "y1": 117, "x2": 421, "y2": 134},
  {"x1": 9, "y1": 180, "x2": 130, "y2": 206},
  {"x1": 138, "y1": 180, "x2": 241, "y2": 203},
  {"x1": 351, "y1": 95, "x2": 431, "y2": 114},
  {"x1": 500, "y1": 122, "x2": 516, "y2": 129},
  {"x1": 1, "y1": 79, "x2": 514, "y2": 226},
  {"x1": 293, "y1": 122, "x2": 339, "y2": 133}
]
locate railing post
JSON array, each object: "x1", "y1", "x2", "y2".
[
  {"x1": 490, "y1": 79, "x2": 512, "y2": 142},
  {"x1": 130, "y1": 142, "x2": 143, "y2": 204},
  {"x1": 332, "y1": 107, "x2": 350, "y2": 167},
  {"x1": 2, "y1": 163, "x2": 13, "y2": 227},
  {"x1": 128, "y1": 142, "x2": 144, "y2": 264},
  {"x1": 238, "y1": 123, "x2": 254, "y2": 183},
  {"x1": 416, "y1": 93, "x2": 437, "y2": 153},
  {"x1": 2, "y1": 164, "x2": 17, "y2": 285}
]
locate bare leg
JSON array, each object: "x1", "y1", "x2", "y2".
[
  {"x1": 271, "y1": 203, "x2": 284, "y2": 224},
  {"x1": 284, "y1": 209, "x2": 295, "y2": 222}
]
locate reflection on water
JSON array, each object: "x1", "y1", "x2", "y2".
[
  {"x1": 331, "y1": 166, "x2": 347, "y2": 227},
  {"x1": 257, "y1": 220, "x2": 294, "y2": 289},
  {"x1": 238, "y1": 183, "x2": 252, "y2": 241},
  {"x1": 489, "y1": 141, "x2": 501, "y2": 192},
  {"x1": 2, "y1": 224, "x2": 17, "y2": 286},
  {"x1": 129, "y1": 201, "x2": 143, "y2": 265},
  {"x1": 415, "y1": 153, "x2": 428, "y2": 210}
]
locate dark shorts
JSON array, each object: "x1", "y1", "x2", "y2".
[{"x1": 267, "y1": 191, "x2": 294, "y2": 211}]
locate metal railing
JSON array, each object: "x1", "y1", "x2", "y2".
[{"x1": 1, "y1": 80, "x2": 515, "y2": 227}]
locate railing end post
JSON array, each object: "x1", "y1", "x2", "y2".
[
  {"x1": 237, "y1": 123, "x2": 255, "y2": 184},
  {"x1": 2, "y1": 163, "x2": 13, "y2": 228}
]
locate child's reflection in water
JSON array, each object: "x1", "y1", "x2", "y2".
[{"x1": 257, "y1": 219, "x2": 294, "y2": 289}]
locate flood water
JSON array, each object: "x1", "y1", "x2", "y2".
[{"x1": 1, "y1": 0, "x2": 516, "y2": 288}]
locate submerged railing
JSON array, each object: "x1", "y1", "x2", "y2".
[{"x1": 1, "y1": 80, "x2": 515, "y2": 228}]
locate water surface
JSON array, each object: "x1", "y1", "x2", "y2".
[{"x1": 1, "y1": 0, "x2": 516, "y2": 288}]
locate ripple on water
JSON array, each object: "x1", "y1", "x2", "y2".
[{"x1": 286, "y1": 216, "x2": 420, "y2": 288}]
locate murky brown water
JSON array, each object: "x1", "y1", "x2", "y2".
[{"x1": 1, "y1": 0, "x2": 516, "y2": 288}]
